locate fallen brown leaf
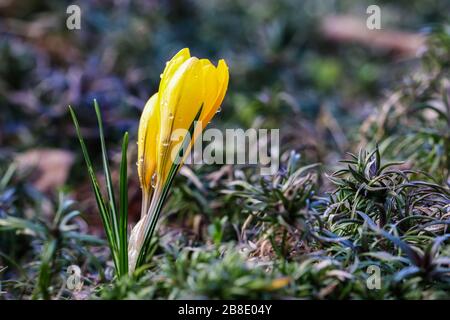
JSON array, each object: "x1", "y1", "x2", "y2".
[
  {"x1": 15, "y1": 148, "x2": 75, "y2": 193},
  {"x1": 321, "y1": 15, "x2": 427, "y2": 57}
]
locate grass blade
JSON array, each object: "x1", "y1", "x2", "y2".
[
  {"x1": 119, "y1": 132, "x2": 129, "y2": 275},
  {"x1": 69, "y1": 105, "x2": 120, "y2": 273},
  {"x1": 94, "y1": 100, "x2": 121, "y2": 253}
]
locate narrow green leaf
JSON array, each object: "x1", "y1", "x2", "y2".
[
  {"x1": 69, "y1": 105, "x2": 120, "y2": 273},
  {"x1": 94, "y1": 100, "x2": 121, "y2": 254},
  {"x1": 119, "y1": 132, "x2": 129, "y2": 276}
]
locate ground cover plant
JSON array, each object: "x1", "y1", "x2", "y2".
[{"x1": 0, "y1": 0, "x2": 449, "y2": 300}]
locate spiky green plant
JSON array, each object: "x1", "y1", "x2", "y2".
[
  {"x1": 222, "y1": 152, "x2": 320, "y2": 260},
  {"x1": 0, "y1": 191, "x2": 102, "y2": 299}
]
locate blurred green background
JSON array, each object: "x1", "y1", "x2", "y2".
[{"x1": 1, "y1": 0, "x2": 447, "y2": 150}]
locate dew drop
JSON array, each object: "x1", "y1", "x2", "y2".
[
  {"x1": 151, "y1": 173, "x2": 157, "y2": 188},
  {"x1": 216, "y1": 107, "x2": 222, "y2": 113},
  {"x1": 168, "y1": 112, "x2": 174, "y2": 120}
]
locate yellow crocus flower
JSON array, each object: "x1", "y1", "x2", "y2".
[{"x1": 129, "y1": 48, "x2": 229, "y2": 272}]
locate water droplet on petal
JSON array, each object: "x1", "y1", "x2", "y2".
[
  {"x1": 151, "y1": 173, "x2": 157, "y2": 188},
  {"x1": 216, "y1": 107, "x2": 222, "y2": 113}
]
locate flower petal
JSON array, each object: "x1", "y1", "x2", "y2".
[
  {"x1": 137, "y1": 93, "x2": 159, "y2": 192},
  {"x1": 159, "y1": 48, "x2": 191, "y2": 95}
]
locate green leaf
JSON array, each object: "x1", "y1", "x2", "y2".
[
  {"x1": 69, "y1": 105, "x2": 120, "y2": 275},
  {"x1": 119, "y1": 132, "x2": 129, "y2": 276},
  {"x1": 94, "y1": 100, "x2": 121, "y2": 255}
]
